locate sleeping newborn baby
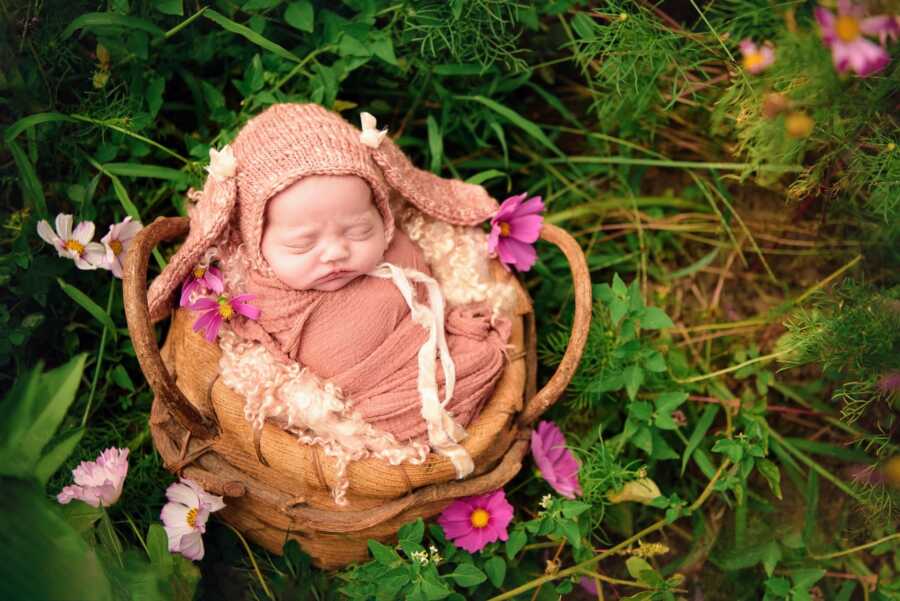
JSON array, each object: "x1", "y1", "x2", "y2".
[
  {"x1": 232, "y1": 173, "x2": 511, "y2": 446},
  {"x1": 147, "y1": 102, "x2": 513, "y2": 478}
]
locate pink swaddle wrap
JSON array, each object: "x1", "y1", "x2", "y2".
[{"x1": 231, "y1": 229, "x2": 511, "y2": 443}]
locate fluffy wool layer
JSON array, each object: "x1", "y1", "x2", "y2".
[{"x1": 213, "y1": 201, "x2": 516, "y2": 503}]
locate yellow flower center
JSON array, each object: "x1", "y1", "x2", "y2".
[
  {"x1": 742, "y1": 53, "x2": 764, "y2": 71},
  {"x1": 218, "y1": 300, "x2": 234, "y2": 321},
  {"x1": 470, "y1": 508, "x2": 490, "y2": 528},
  {"x1": 835, "y1": 15, "x2": 860, "y2": 42},
  {"x1": 186, "y1": 507, "x2": 198, "y2": 528},
  {"x1": 109, "y1": 239, "x2": 123, "y2": 256},
  {"x1": 499, "y1": 222, "x2": 511, "y2": 237},
  {"x1": 65, "y1": 239, "x2": 85, "y2": 254},
  {"x1": 193, "y1": 265, "x2": 207, "y2": 279}
]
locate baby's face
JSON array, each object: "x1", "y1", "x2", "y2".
[{"x1": 260, "y1": 175, "x2": 387, "y2": 291}]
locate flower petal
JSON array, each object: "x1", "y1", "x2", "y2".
[
  {"x1": 506, "y1": 214, "x2": 544, "y2": 244},
  {"x1": 189, "y1": 297, "x2": 219, "y2": 311},
  {"x1": 72, "y1": 221, "x2": 96, "y2": 245},
  {"x1": 498, "y1": 237, "x2": 538, "y2": 271},
  {"x1": 177, "y1": 531, "x2": 206, "y2": 560},
  {"x1": 815, "y1": 7, "x2": 836, "y2": 45},
  {"x1": 166, "y1": 481, "x2": 201, "y2": 507},
  {"x1": 37, "y1": 220, "x2": 63, "y2": 248},
  {"x1": 56, "y1": 214, "x2": 74, "y2": 240},
  {"x1": 203, "y1": 267, "x2": 225, "y2": 294}
]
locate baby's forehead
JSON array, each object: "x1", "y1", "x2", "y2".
[{"x1": 265, "y1": 175, "x2": 376, "y2": 221}]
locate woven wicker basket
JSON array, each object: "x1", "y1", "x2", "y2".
[{"x1": 123, "y1": 217, "x2": 590, "y2": 569}]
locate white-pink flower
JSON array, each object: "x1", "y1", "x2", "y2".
[
  {"x1": 36, "y1": 214, "x2": 106, "y2": 270},
  {"x1": 160, "y1": 477, "x2": 225, "y2": 561},
  {"x1": 57, "y1": 447, "x2": 129, "y2": 508},
  {"x1": 100, "y1": 216, "x2": 143, "y2": 278},
  {"x1": 815, "y1": 0, "x2": 900, "y2": 77},
  {"x1": 739, "y1": 39, "x2": 775, "y2": 74}
]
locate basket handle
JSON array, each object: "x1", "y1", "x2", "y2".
[
  {"x1": 516, "y1": 224, "x2": 592, "y2": 427},
  {"x1": 122, "y1": 216, "x2": 218, "y2": 440}
]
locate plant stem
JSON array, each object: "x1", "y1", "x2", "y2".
[
  {"x1": 675, "y1": 350, "x2": 787, "y2": 384},
  {"x1": 811, "y1": 533, "x2": 900, "y2": 561},
  {"x1": 222, "y1": 521, "x2": 275, "y2": 601},
  {"x1": 82, "y1": 279, "x2": 115, "y2": 427},
  {"x1": 486, "y1": 460, "x2": 730, "y2": 601},
  {"x1": 163, "y1": 7, "x2": 208, "y2": 39}
]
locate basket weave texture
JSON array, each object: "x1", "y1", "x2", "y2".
[{"x1": 123, "y1": 217, "x2": 590, "y2": 568}]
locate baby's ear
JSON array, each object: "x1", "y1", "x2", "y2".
[
  {"x1": 371, "y1": 134, "x2": 498, "y2": 226},
  {"x1": 148, "y1": 176, "x2": 237, "y2": 322}
]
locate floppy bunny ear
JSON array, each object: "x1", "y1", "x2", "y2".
[
  {"x1": 363, "y1": 114, "x2": 498, "y2": 226},
  {"x1": 147, "y1": 148, "x2": 238, "y2": 323}
]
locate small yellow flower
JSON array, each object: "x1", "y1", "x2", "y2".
[{"x1": 785, "y1": 111, "x2": 814, "y2": 139}]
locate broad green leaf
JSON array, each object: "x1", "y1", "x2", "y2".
[
  {"x1": 147, "y1": 524, "x2": 174, "y2": 573},
  {"x1": 641, "y1": 306, "x2": 674, "y2": 330},
  {"x1": 61, "y1": 12, "x2": 165, "y2": 39},
  {"x1": 611, "y1": 273, "x2": 627, "y2": 296},
  {"x1": 367, "y1": 540, "x2": 400, "y2": 565},
  {"x1": 60, "y1": 502, "x2": 103, "y2": 534},
  {"x1": 34, "y1": 427, "x2": 84, "y2": 487},
  {"x1": 57, "y1": 279, "x2": 118, "y2": 339},
  {"x1": 370, "y1": 31, "x2": 398, "y2": 66},
  {"x1": 623, "y1": 365, "x2": 644, "y2": 400},
  {"x1": 655, "y1": 391, "x2": 687, "y2": 413},
  {"x1": 505, "y1": 528, "x2": 526, "y2": 560},
  {"x1": 397, "y1": 518, "x2": 425, "y2": 545},
  {"x1": 205, "y1": 9, "x2": 302, "y2": 63},
  {"x1": 712, "y1": 438, "x2": 743, "y2": 463},
  {"x1": 791, "y1": 568, "x2": 825, "y2": 589},
  {"x1": 284, "y1": 0, "x2": 314, "y2": 32},
  {"x1": 449, "y1": 564, "x2": 486, "y2": 587},
  {"x1": 682, "y1": 405, "x2": 718, "y2": 475},
  {"x1": 483, "y1": 556, "x2": 506, "y2": 588},
  {"x1": 426, "y1": 114, "x2": 443, "y2": 174},
  {"x1": 761, "y1": 540, "x2": 781, "y2": 577},
  {"x1": 18, "y1": 355, "x2": 87, "y2": 471},
  {"x1": 757, "y1": 458, "x2": 782, "y2": 500},
  {"x1": 156, "y1": 0, "x2": 184, "y2": 15},
  {"x1": 650, "y1": 430, "x2": 679, "y2": 460},
  {"x1": 625, "y1": 556, "x2": 654, "y2": 584}
]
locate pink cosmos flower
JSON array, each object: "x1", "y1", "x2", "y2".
[
  {"x1": 815, "y1": 0, "x2": 900, "y2": 77},
  {"x1": 487, "y1": 193, "x2": 545, "y2": 272},
  {"x1": 36, "y1": 213, "x2": 106, "y2": 270},
  {"x1": 188, "y1": 293, "x2": 260, "y2": 342},
  {"x1": 57, "y1": 447, "x2": 129, "y2": 508},
  {"x1": 100, "y1": 216, "x2": 143, "y2": 278},
  {"x1": 160, "y1": 477, "x2": 225, "y2": 561},
  {"x1": 739, "y1": 39, "x2": 775, "y2": 74},
  {"x1": 180, "y1": 264, "x2": 225, "y2": 307},
  {"x1": 437, "y1": 490, "x2": 514, "y2": 553},
  {"x1": 531, "y1": 420, "x2": 582, "y2": 499}
]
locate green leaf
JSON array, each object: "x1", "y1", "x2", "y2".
[
  {"x1": 59, "y1": 502, "x2": 103, "y2": 534},
  {"x1": 505, "y1": 528, "x2": 526, "y2": 560},
  {"x1": 205, "y1": 9, "x2": 302, "y2": 63},
  {"x1": 16, "y1": 355, "x2": 87, "y2": 472},
  {"x1": 712, "y1": 438, "x2": 743, "y2": 464},
  {"x1": 682, "y1": 405, "x2": 718, "y2": 475},
  {"x1": 370, "y1": 31, "x2": 398, "y2": 66},
  {"x1": 147, "y1": 524, "x2": 174, "y2": 573},
  {"x1": 609, "y1": 296, "x2": 628, "y2": 326},
  {"x1": 34, "y1": 428, "x2": 84, "y2": 487},
  {"x1": 368, "y1": 540, "x2": 400, "y2": 565},
  {"x1": 757, "y1": 458, "x2": 782, "y2": 500},
  {"x1": 655, "y1": 391, "x2": 687, "y2": 413},
  {"x1": 145, "y1": 75, "x2": 166, "y2": 118},
  {"x1": 57, "y1": 279, "x2": 118, "y2": 339},
  {"x1": 643, "y1": 351, "x2": 667, "y2": 372},
  {"x1": 623, "y1": 365, "x2": 644, "y2": 401},
  {"x1": 7, "y1": 140, "x2": 48, "y2": 218},
  {"x1": 641, "y1": 306, "x2": 674, "y2": 330},
  {"x1": 458, "y1": 95, "x2": 564, "y2": 158},
  {"x1": 338, "y1": 33, "x2": 371, "y2": 58},
  {"x1": 104, "y1": 162, "x2": 188, "y2": 184},
  {"x1": 4, "y1": 112, "x2": 77, "y2": 144},
  {"x1": 284, "y1": 0, "x2": 314, "y2": 31},
  {"x1": 426, "y1": 114, "x2": 443, "y2": 174},
  {"x1": 663, "y1": 248, "x2": 719, "y2": 281},
  {"x1": 465, "y1": 169, "x2": 506, "y2": 186},
  {"x1": 155, "y1": 0, "x2": 184, "y2": 16},
  {"x1": 398, "y1": 518, "x2": 425, "y2": 545},
  {"x1": 791, "y1": 568, "x2": 825, "y2": 589},
  {"x1": 483, "y1": 556, "x2": 506, "y2": 588},
  {"x1": 625, "y1": 557, "x2": 654, "y2": 584},
  {"x1": 110, "y1": 364, "x2": 135, "y2": 392},
  {"x1": 61, "y1": 12, "x2": 165, "y2": 39},
  {"x1": 243, "y1": 0, "x2": 283, "y2": 10},
  {"x1": 449, "y1": 564, "x2": 486, "y2": 587},
  {"x1": 761, "y1": 540, "x2": 781, "y2": 577},
  {"x1": 611, "y1": 273, "x2": 627, "y2": 296}
]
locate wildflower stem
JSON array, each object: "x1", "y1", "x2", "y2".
[
  {"x1": 82, "y1": 279, "x2": 115, "y2": 427},
  {"x1": 576, "y1": 568, "x2": 670, "y2": 590},
  {"x1": 810, "y1": 533, "x2": 900, "y2": 561},
  {"x1": 222, "y1": 521, "x2": 275, "y2": 601},
  {"x1": 163, "y1": 7, "x2": 208, "y2": 39},
  {"x1": 69, "y1": 114, "x2": 191, "y2": 164},
  {"x1": 674, "y1": 350, "x2": 788, "y2": 384},
  {"x1": 487, "y1": 460, "x2": 731, "y2": 601}
]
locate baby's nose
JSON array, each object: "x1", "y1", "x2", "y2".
[{"x1": 320, "y1": 237, "x2": 350, "y2": 262}]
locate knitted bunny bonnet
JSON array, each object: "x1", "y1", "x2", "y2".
[{"x1": 147, "y1": 102, "x2": 500, "y2": 322}]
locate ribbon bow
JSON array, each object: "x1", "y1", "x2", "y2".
[{"x1": 359, "y1": 112, "x2": 388, "y2": 149}]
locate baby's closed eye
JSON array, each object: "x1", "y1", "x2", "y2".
[{"x1": 345, "y1": 225, "x2": 374, "y2": 240}]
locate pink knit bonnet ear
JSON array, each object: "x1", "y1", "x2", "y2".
[
  {"x1": 358, "y1": 112, "x2": 499, "y2": 226},
  {"x1": 147, "y1": 147, "x2": 237, "y2": 323}
]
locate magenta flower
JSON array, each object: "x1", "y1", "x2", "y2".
[
  {"x1": 57, "y1": 447, "x2": 129, "y2": 508},
  {"x1": 815, "y1": 0, "x2": 900, "y2": 77},
  {"x1": 487, "y1": 193, "x2": 544, "y2": 272},
  {"x1": 100, "y1": 216, "x2": 143, "y2": 278},
  {"x1": 189, "y1": 293, "x2": 260, "y2": 342},
  {"x1": 160, "y1": 477, "x2": 225, "y2": 561},
  {"x1": 36, "y1": 213, "x2": 106, "y2": 270},
  {"x1": 531, "y1": 420, "x2": 582, "y2": 499},
  {"x1": 180, "y1": 263, "x2": 225, "y2": 307},
  {"x1": 739, "y1": 39, "x2": 775, "y2": 74},
  {"x1": 437, "y1": 490, "x2": 514, "y2": 553}
]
